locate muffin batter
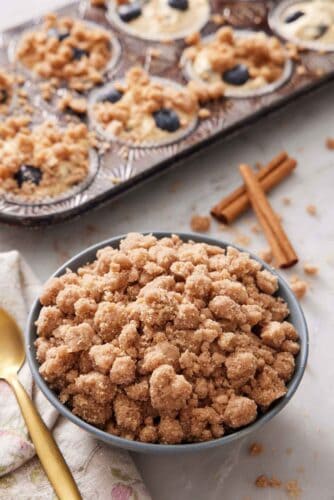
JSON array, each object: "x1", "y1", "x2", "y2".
[
  {"x1": 182, "y1": 27, "x2": 289, "y2": 97},
  {"x1": 109, "y1": 0, "x2": 210, "y2": 41},
  {"x1": 276, "y1": 0, "x2": 334, "y2": 49},
  {"x1": 91, "y1": 66, "x2": 198, "y2": 146}
]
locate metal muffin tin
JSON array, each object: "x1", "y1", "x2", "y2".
[{"x1": 0, "y1": 0, "x2": 334, "y2": 227}]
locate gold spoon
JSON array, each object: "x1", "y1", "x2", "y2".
[{"x1": 0, "y1": 308, "x2": 82, "y2": 500}]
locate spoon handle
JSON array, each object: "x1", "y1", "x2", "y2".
[{"x1": 7, "y1": 374, "x2": 82, "y2": 500}]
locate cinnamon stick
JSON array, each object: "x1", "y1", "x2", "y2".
[
  {"x1": 239, "y1": 164, "x2": 298, "y2": 268},
  {"x1": 211, "y1": 152, "x2": 296, "y2": 223}
]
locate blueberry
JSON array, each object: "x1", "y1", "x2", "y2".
[
  {"x1": 223, "y1": 64, "x2": 250, "y2": 86},
  {"x1": 117, "y1": 2, "x2": 142, "y2": 22},
  {"x1": 0, "y1": 89, "x2": 8, "y2": 104},
  {"x1": 14, "y1": 165, "x2": 42, "y2": 187},
  {"x1": 153, "y1": 108, "x2": 180, "y2": 133},
  {"x1": 100, "y1": 87, "x2": 123, "y2": 103},
  {"x1": 168, "y1": 0, "x2": 189, "y2": 11},
  {"x1": 72, "y1": 47, "x2": 89, "y2": 60},
  {"x1": 313, "y1": 24, "x2": 328, "y2": 39},
  {"x1": 58, "y1": 31, "x2": 70, "y2": 41},
  {"x1": 284, "y1": 10, "x2": 304, "y2": 23},
  {"x1": 47, "y1": 28, "x2": 70, "y2": 41}
]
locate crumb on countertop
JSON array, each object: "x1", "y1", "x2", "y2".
[
  {"x1": 258, "y1": 249, "x2": 273, "y2": 265},
  {"x1": 249, "y1": 442, "x2": 263, "y2": 456},
  {"x1": 255, "y1": 474, "x2": 281, "y2": 488},
  {"x1": 255, "y1": 475, "x2": 302, "y2": 498},
  {"x1": 306, "y1": 204, "x2": 317, "y2": 216},
  {"x1": 282, "y1": 196, "x2": 291, "y2": 206},
  {"x1": 290, "y1": 275, "x2": 308, "y2": 299},
  {"x1": 190, "y1": 214, "x2": 211, "y2": 232},
  {"x1": 303, "y1": 264, "x2": 318, "y2": 276},
  {"x1": 325, "y1": 138, "x2": 334, "y2": 150},
  {"x1": 285, "y1": 479, "x2": 302, "y2": 498}
]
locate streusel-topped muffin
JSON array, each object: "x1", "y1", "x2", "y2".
[
  {"x1": 16, "y1": 14, "x2": 113, "y2": 92},
  {"x1": 182, "y1": 27, "x2": 289, "y2": 96},
  {"x1": 91, "y1": 67, "x2": 200, "y2": 145},
  {"x1": 0, "y1": 117, "x2": 93, "y2": 199}
]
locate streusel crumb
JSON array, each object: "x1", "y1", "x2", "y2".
[
  {"x1": 16, "y1": 14, "x2": 112, "y2": 91},
  {"x1": 190, "y1": 214, "x2": 211, "y2": 233},
  {"x1": 285, "y1": 479, "x2": 302, "y2": 498},
  {"x1": 0, "y1": 70, "x2": 14, "y2": 115},
  {"x1": 290, "y1": 275, "x2": 308, "y2": 299},
  {"x1": 303, "y1": 264, "x2": 318, "y2": 276},
  {"x1": 306, "y1": 204, "x2": 317, "y2": 216},
  {"x1": 36, "y1": 234, "x2": 300, "y2": 444},
  {"x1": 326, "y1": 138, "x2": 334, "y2": 150},
  {"x1": 255, "y1": 474, "x2": 282, "y2": 488},
  {"x1": 0, "y1": 117, "x2": 92, "y2": 199},
  {"x1": 249, "y1": 442, "x2": 263, "y2": 456}
]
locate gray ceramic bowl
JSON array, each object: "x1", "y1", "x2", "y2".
[{"x1": 26, "y1": 233, "x2": 309, "y2": 454}]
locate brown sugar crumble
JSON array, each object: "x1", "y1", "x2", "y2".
[
  {"x1": 0, "y1": 70, "x2": 14, "y2": 115},
  {"x1": 255, "y1": 474, "x2": 302, "y2": 498},
  {"x1": 306, "y1": 204, "x2": 317, "y2": 216},
  {"x1": 0, "y1": 117, "x2": 92, "y2": 199},
  {"x1": 290, "y1": 275, "x2": 308, "y2": 300},
  {"x1": 16, "y1": 13, "x2": 112, "y2": 92},
  {"x1": 326, "y1": 138, "x2": 334, "y2": 150},
  {"x1": 258, "y1": 249, "x2": 273, "y2": 265},
  {"x1": 190, "y1": 214, "x2": 211, "y2": 233},
  {"x1": 249, "y1": 442, "x2": 263, "y2": 456},
  {"x1": 303, "y1": 263, "x2": 318, "y2": 276},
  {"x1": 35, "y1": 233, "x2": 300, "y2": 444},
  {"x1": 285, "y1": 479, "x2": 302, "y2": 498},
  {"x1": 255, "y1": 474, "x2": 282, "y2": 488}
]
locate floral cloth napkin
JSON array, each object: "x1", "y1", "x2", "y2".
[{"x1": 0, "y1": 251, "x2": 151, "y2": 500}]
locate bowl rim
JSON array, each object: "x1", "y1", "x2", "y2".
[{"x1": 26, "y1": 232, "x2": 309, "y2": 454}]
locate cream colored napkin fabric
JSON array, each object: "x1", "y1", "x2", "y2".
[{"x1": 0, "y1": 251, "x2": 151, "y2": 500}]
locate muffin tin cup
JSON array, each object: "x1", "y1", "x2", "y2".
[
  {"x1": 269, "y1": 0, "x2": 334, "y2": 52},
  {"x1": 181, "y1": 29, "x2": 294, "y2": 99},
  {"x1": 88, "y1": 77, "x2": 198, "y2": 149},
  {"x1": 26, "y1": 232, "x2": 309, "y2": 454},
  {"x1": 7, "y1": 19, "x2": 122, "y2": 90},
  {"x1": 0, "y1": 148, "x2": 100, "y2": 207},
  {"x1": 106, "y1": 0, "x2": 210, "y2": 42}
]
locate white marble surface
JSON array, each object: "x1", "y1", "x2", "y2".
[{"x1": 1, "y1": 2, "x2": 334, "y2": 499}]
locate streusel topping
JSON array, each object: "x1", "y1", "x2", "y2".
[
  {"x1": 0, "y1": 70, "x2": 14, "y2": 115},
  {"x1": 182, "y1": 27, "x2": 287, "y2": 93},
  {"x1": 92, "y1": 67, "x2": 199, "y2": 144},
  {"x1": 36, "y1": 233, "x2": 300, "y2": 444},
  {"x1": 16, "y1": 13, "x2": 112, "y2": 92},
  {"x1": 0, "y1": 117, "x2": 92, "y2": 199}
]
